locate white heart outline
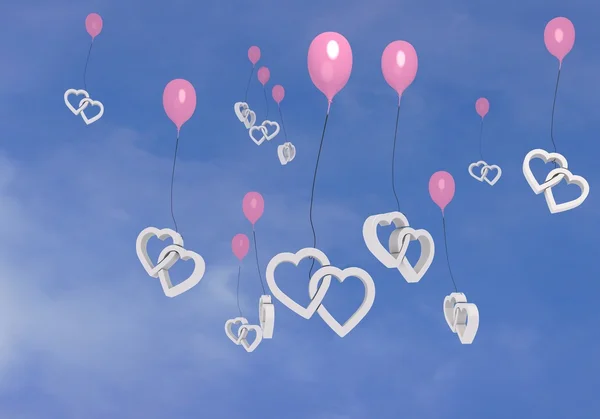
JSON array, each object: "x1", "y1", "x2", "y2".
[
  {"x1": 224, "y1": 317, "x2": 249, "y2": 345},
  {"x1": 362, "y1": 212, "x2": 411, "y2": 269},
  {"x1": 156, "y1": 244, "x2": 206, "y2": 298},
  {"x1": 249, "y1": 125, "x2": 268, "y2": 145},
  {"x1": 265, "y1": 248, "x2": 332, "y2": 319},
  {"x1": 443, "y1": 292, "x2": 467, "y2": 333},
  {"x1": 261, "y1": 120, "x2": 280, "y2": 141},
  {"x1": 238, "y1": 324, "x2": 263, "y2": 352},
  {"x1": 308, "y1": 266, "x2": 376, "y2": 338},
  {"x1": 64, "y1": 88, "x2": 91, "y2": 115},
  {"x1": 468, "y1": 160, "x2": 488, "y2": 182},
  {"x1": 543, "y1": 167, "x2": 590, "y2": 214},
  {"x1": 522, "y1": 149, "x2": 568, "y2": 194},
  {"x1": 78, "y1": 97, "x2": 104, "y2": 125},
  {"x1": 277, "y1": 142, "x2": 296, "y2": 165},
  {"x1": 259, "y1": 295, "x2": 275, "y2": 339},
  {"x1": 453, "y1": 302, "x2": 479, "y2": 344},
  {"x1": 482, "y1": 164, "x2": 502, "y2": 186},
  {"x1": 391, "y1": 227, "x2": 435, "y2": 283},
  {"x1": 136, "y1": 227, "x2": 184, "y2": 278},
  {"x1": 234, "y1": 102, "x2": 257, "y2": 128}
]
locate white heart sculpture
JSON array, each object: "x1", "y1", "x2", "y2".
[
  {"x1": 261, "y1": 120, "x2": 280, "y2": 141},
  {"x1": 156, "y1": 244, "x2": 206, "y2": 298},
  {"x1": 468, "y1": 160, "x2": 488, "y2": 182},
  {"x1": 78, "y1": 97, "x2": 104, "y2": 125},
  {"x1": 64, "y1": 88, "x2": 90, "y2": 115},
  {"x1": 234, "y1": 102, "x2": 256, "y2": 128},
  {"x1": 225, "y1": 317, "x2": 249, "y2": 345},
  {"x1": 453, "y1": 302, "x2": 479, "y2": 344},
  {"x1": 249, "y1": 125, "x2": 268, "y2": 145},
  {"x1": 362, "y1": 212, "x2": 411, "y2": 269},
  {"x1": 482, "y1": 164, "x2": 502, "y2": 186},
  {"x1": 308, "y1": 266, "x2": 376, "y2": 338},
  {"x1": 259, "y1": 295, "x2": 275, "y2": 339},
  {"x1": 277, "y1": 142, "x2": 296, "y2": 165},
  {"x1": 522, "y1": 149, "x2": 568, "y2": 194},
  {"x1": 443, "y1": 292, "x2": 468, "y2": 332},
  {"x1": 543, "y1": 167, "x2": 590, "y2": 214},
  {"x1": 265, "y1": 248, "x2": 332, "y2": 319},
  {"x1": 238, "y1": 324, "x2": 263, "y2": 352},
  {"x1": 391, "y1": 227, "x2": 435, "y2": 283},
  {"x1": 136, "y1": 227, "x2": 183, "y2": 278}
]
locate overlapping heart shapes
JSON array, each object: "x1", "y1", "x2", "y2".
[
  {"x1": 64, "y1": 88, "x2": 104, "y2": 125},
  {"x1": 234, "y1": 101, "x2": 256, "y2": 129},
  {"x1": 249, "y1": 120, "x2": 280, "y2": 145},
  {"x1": 468, "y1": 160, "x2": 502, "y2": 186},
  {"x1": 443, "y1": 292, "x2": 479, "y2": 344},
  {"x1": 277, "y1": 142, "x2": 296, "y2": 165},
  {"x1": 224, "y1": 317, "x2": 263, "y2": 352}
]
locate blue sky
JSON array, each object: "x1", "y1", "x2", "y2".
[{"x1": 0, "y1": 0, "x2": 599, "y2": 418}]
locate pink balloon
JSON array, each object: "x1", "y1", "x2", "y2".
[
  {"x1": 85, "y1": 13, "x2": 103, "y2": 39},
  {"x1": 544, "y1": 17, "x2": 575, "y2": 67},
  {"x1": 248, "y1": 46, "x2": 261, "y2": 66},
  {"x1": 258, "y1": 67, "x2": 270, "y2": 86},
  {"x1": 163, "y1": 79, "x2": 196, "y2": 132},
  {"x1": 429, "y1": 171, "x2": 455, "y2": 214},
  {"x1": 475, "y1": 98, "x2": 489, "y2": 118},
  {"x1": 272, "y1": 85, "x2": 285, "y2": 104},
  {"x1": 381, "y1": 40, "x2": 418, "y2": 97},
  {"x1": 232, "y1": 234, "x2": 250, "y2": 261},
  {"x1": 242, "y1": 192, "x2": 264, "y2": 225},
  {"x1": 307, "y1": 32, "x2": 353, "y2": 106}
]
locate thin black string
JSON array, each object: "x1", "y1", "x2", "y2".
[
  {"x1": 278, "y1": 106, "x2": 288, "y2": 141},
  {"x1": 308, "y1": 112, "x2": 330, "y2": 278},
  {"x1": 478, "y1": 118, "x2": 484, "y2": 161},
  {"x1": 441, "y1": 215, "x2": 458, "y2": 293},
  {"x1": 170, "y1": 135, "x2": 180, "y2": 233},
  {"x1": 252, "y1": 228, "x2": 266, "y2": 294},
  {"x1": 391, "y1": 104, "x2": 401, "y2": 212},
  {"x1": 549, "y1": 67, "x2": 562, "y2": 168},
  {"x1": 243, "y1": 67, "x2": 255, "y2": 103},
  {"x1": 83, "y1": 41, "x2": 94, "y2": 91},
  {"x1": 236, "y1": 265, "x2": 243, "y2": 317},
  {"x1": 263, "y1": 88, "x2": 269, "y2": 119}
]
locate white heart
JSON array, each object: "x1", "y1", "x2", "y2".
[
  {"x1": 156, "y1": 244, "x2": 206, "y2": 298},
  {"x1": 468, "y1": 160, "x2": 488, "y2": 182},
  {"x1": 261, "y1": 120, "x2": 280, "y2": 141},
  {"x1": 453, "y1": 302, "x2": 479, "y2": 344},
  {"x1": 308, "y1": 266, "x2": 376, "y2": 338},
  {"x1": 482, "y1": 164, "x2": 502, "y2": 186},
  {"x1": 258, "y1": 295, "x2": 275, "y2": 339},
  {"x1": 362, "y1": 212, "x2": 411, "y2": 269},
  {"x1": 443, "y1": 292, "x2": 467, "y2": 332},
  {"x1": 265, "y1": 248, "x2": 332, "y2": 319},
  {"x1": 543, "y1": 167, "x2": 590, "y2": 214},
  {"x1": 522, "y1": 149, "x2": 569, "y2": 194},
  {"x1": 79, "y1": 97, "x2": 104, "y2": 125},
  {"x1": 392, "y1": 227, "x2": 435, "y2": 283},
  {"x1": 277, "y1": 142, "x2": 296, "y2": 165},
  {"x1": 136, "y1": 227, "x2": 184, "y2": 278},
  {"x1": 249, "y1": 125, "x2": 268, "y2": 145},
  {"x1": 64, "y1": 88, "x2": 90, "y2": 115},
  {"x1": 238, "y1": 324, "x2": 263, "y2": 352},
  {"x1": 224, "y1": 317, "x2": 249, "y2": 345},
  {"x1": 234, "y1": 102, "x2": 249, "y2": 122}
]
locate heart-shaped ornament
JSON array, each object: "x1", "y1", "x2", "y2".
[
  {"x1": 522, "y1": 149, "x2": 569, "y2": 194},
  {"x1": 259, "y1": 295, "x2": 275, "y2": 339},
  {"x1": 453, "y1": 302, "x2": 479, "y2": 344},
  {"x1": 238, "y1": 324, "x2": 263, "y2": 352},
  {"x1": 482, "y1": 164, "x2": 502, "y2": 186},
  {"x1": 277, "y1": 142, "x2": 296, "y2": 165},
  {"x1": 391, "y1": 227, "x2": 435, "y2": 283},
  {"x1": 79, "y1": 97, "x2": 104, "y2": 125},
  {"x1": 543, "y1": 168, "x2": 590, "y2": 214},
  {"x1": 156, "y1": 244, "x2": 206, "y2": 298},
  {"x1": 261, "y1": 120, "x2": 280, "y2": 141},
  {"x1": 362, "y1": 212, "x2": 411, "y2": 268},
  {"x1": 249, "y1": 125, "x2": 268, "y2": 145},
  {"x1": 265, "y1": 248, "x2": 332, "y2": 319},
  {"x1": 468, "y1": 160, "x2": 489, "y2": 182},
  {"x1": 308, "y1": 266, "x2": 376, "y2": 338},
  {"x1": 136, "y1": 227, "x2": 184, "y2": 278},
  {"x1": 224, "y1": 317, "x2": 249, "y2": 345},
  {"x1": 443, "y1": 292, "x2": 467, "y2": 332},
  {"x1": 64, "y1": 88, "x2": 91, "y2": 115}
]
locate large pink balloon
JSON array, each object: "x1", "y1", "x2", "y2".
[
  {"x1": 307, "y1": 32, "x2": 353, "y2": 106},
  {"x1": 475, "y1": 98, "x2": 489, "y2": 118},
  {"x1": 248, "y1": 46, "x2": 261, "y2": 65},
  {"x1": 429, "y1": 171, "x2": 455, "y2": 214},
  {"x1": 381, "y1": 40, "x2": 418, "y2": 98},
  {"x1": 85, "y1": 13, "x2": 103, "y2": 40},
  {"x1": 544, "y1": 17, "x2": 575, "y2": 67},
  {"x1": 163, "y1": 79, "x2": 196, "y2": 132},
  {"x1": 258, "y1": 67, "x2": 270, "y2": 86},
  {"x1": 242, "y1": 192, "x2": 264, "y2": 226},
  {"x1": 272, "y1": 85, "x2": 285, "y2": 104},
  {"x1": 232, "y1": 234, "x2": 250, "y2": 261}
]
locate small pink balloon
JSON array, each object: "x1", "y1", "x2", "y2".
[
  {"x1": 248, "y1": 46, "x2": 261, "y2": 66},
  {"x1": 85, "y1": 13, "x2": 103, "y2": 40},
  {"x1": 381, "y1": 40, "x2": 418, "y2": 97},
  {"x1": 163, "y1": 79, "x2": 196, "y2": 132},
  {"x1": 242, "y1": 192, "x2": 264, "y2": 225},
  {"x1": 475, "y1": 98, "x2": 489, "y2": 118},
  {"x1": 544, "y1": 17, "x2": 575, "y2": 67},
  {"x1": 272, "y1": 85, "x2": 285, "y2": 104},
  {"x1": 307, "y1": 32, "x2": 353, "y2": 106},
  {"x1": 258, "y1": 67, "x2": 270, "y2": 86},
  {"x1": 429, "y1": 171, "x2": 455, "y2": 214},
  {"x1": 232, "y1": 234, "x2": 250, "y2": 261}
]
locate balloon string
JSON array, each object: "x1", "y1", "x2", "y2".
[
  {"x1": 278, "y1": 106, "x2": 288, "y2": 141},
  {"x1": 549, "y1": 67, "x2": 562, "y2": 168},
  {"x1": 478, "y1": 118, "x2": 484, "y2": 161},
  {"x1": 308, "y1": 112, "x2": 330, "y2": 278},
  {"x1": 263, "y1": 87, "x2": 269, "y2": 119},
  {"x1": 252, "y1": 227, "x2": 266, "y2": 294},
  {"x1": 244, "y1": 66, "x2": 255, "y2": 103},
  {"x1": 391, "y1": 103, "x2": 401, "y2": 213},
  {"x1": 441, "y1": 215, "x2": 458, "y2": 293},
  {"x1": 236, "y1": 265, "x2": 243, "y2": 317},
  {"x1": 170, "y1": 134, "x2": 180, "y2": 233},
  {"x1": 83, "y1": 40, "x2": 94, "y2": 91}
]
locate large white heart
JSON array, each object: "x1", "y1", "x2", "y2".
[
  {"x1": 468, "y1": 160, "x2": 488, "y2": 182},
  {"x1": 443, "y1": 292, "x2": 467, "y2": 332},
  {"x1": 543, "y1": 168, "x2": 590, "y2": 214},
  {"x1": 238, "y1": 324, "x2": 263, "y2": 352},
  {"x1": 308, "y1": 266, "x2": 376, "y2": 338},
  {"x1": 224, "y1": 317, "x2": 249, "y2": 345},
  {"x1": 156, "y1": 244, "x2": 206, "y2": 298},
  {"x1": 64, "y1": 88, "x2": 90, "y2": 115},
  {"x1": 259, "y1": 295, "x2": 275, "y2": 339},
  {"x1": 391, "y1": 227, "x2": 435, "y2": 283},
  {"x1": 261, "y1": 120, "x2": 280, "y2": 141},
  {"x1": 522, "y1": 149, "x2": 568, "y2": 194},
  {"x1": 453, "y1": 302, "x2": 479, "y2": 344},
  {"x1": 265, "y1": 248, "x2": 332, "y2": 319},
  {"x1": 79, "y1": 97, "x2": 104, "y2": 125},
  {"x1": 482, "y1": 164, "x2": 502, "y2": 186},
  {"x1": 249, "y1": 125, "x2": 268, "y2": 145},
  {"x1": 362, "y1": 212, "x2": 411, "y2": 269},
  {"x1": 136, "y1": 227, "x2": 184, "y2": 278},
  {"x1": 277, "y1": 142, "x2": 296, "y2": 165}
]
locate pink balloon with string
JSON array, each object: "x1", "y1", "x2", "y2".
[
  {"x1": 272, "y1": 85, "x2": 285, "y2": 105},
  {"x1": 544, "y1": 17, "x2": 575, "y2": 68},
  {"x1": 248, "y1": 46, "x2": 261, "y2": 66},
  {"x1": 381, "y1": 40, "x2": 418, "y2": 98},
  {"x1": 85, "y1": 13, "x2": 103, "y2": 40},
  {"x1": 475, "y1": 98, "x2": 489, "y2": 118},
  {"x1": 429, "y1": 171, "x2": 455, "y2": 214},
  {"x1": 232, "y1": 234, "x2": 250, "y2": 261},
  {"x1": 242, "y1": 192, "x2": 264, "y2": 226},
  {"x1": 163, "y1": 79, "x2": 196, "y2": 132},
  {"x1": 258, "y1": 67, "x2": 270, "y2": 86}
]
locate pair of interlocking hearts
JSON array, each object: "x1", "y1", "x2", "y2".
[
  {"x1": 443, "y1": 292, "x2": 479, "y2": 344},
  {"x1": 468, "y1": 160, "x2": 502, "y2": 186},
  {"x1": 233, "y1": 102, "x2": 281, "y2": 145},
  {"x1": 362, "y1": 212, "x2": 435, "y2": 283},
  {"x1": 265, "y1": 248, "x2": 376, "y2": 337},
  {"x1": 135, "y1": 227, "x2": 206, "y2": 298},
  {"x1": 522, "y1": 149, "x2": 590, "y2": 214},
  {"x1": 224, "y1": 295, "x2": 275, "y2": 353},
  {"x1": 277, "y1": 142, "x2": 296, "y2": 165},
  {"x1": 64, "y1": 88, "x2": 104, "y2": 125}
]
